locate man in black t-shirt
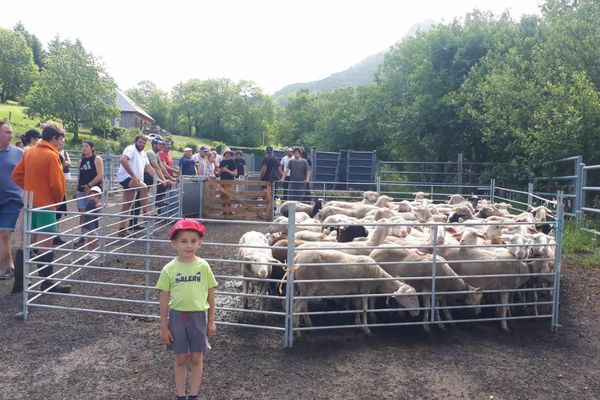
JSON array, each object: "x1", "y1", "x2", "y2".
[
  {"x1": 259, "y1": 146, "x2": 279, "y2": 181},
  {"x1": 234, "y1": 151, "x2": 248, "y2": 179},
  {"x1": 219, "y1": 149, "x2": 237, "y2": 180}
]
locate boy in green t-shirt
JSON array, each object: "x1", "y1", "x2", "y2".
[{"x1": 156, "y1": 219, "x2": 217, "y2": 400}]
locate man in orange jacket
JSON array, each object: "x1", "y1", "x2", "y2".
[{"x1": 12, "y1": 123, "x2": 70, "y2": 293}]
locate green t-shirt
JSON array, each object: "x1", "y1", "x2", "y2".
[{"x1": 156, "y1": 257, "x2": 218, "y2": 312}]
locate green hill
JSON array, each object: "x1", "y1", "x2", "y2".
[{"x1": 0, "y1": 102, "x2": 216, "y2": 156}]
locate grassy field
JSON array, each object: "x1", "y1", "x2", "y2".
[{"x1": 0, "y1": 102, "x2": 216, "y2": 155}]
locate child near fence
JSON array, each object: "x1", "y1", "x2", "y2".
[{"x1": 156, "y1": 219, "x2": 217, "y2": 400}]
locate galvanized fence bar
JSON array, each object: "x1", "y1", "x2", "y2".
[{"x1": 20, "y1": 177, "x2": 564, "y2": 347}]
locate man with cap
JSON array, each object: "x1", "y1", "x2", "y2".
[
  {"x1": 234, "y1": 151, "x2": 248, "y2": 179},
  {"x1": 259, "y1": 146, "x2": 279, "y2": 184},
  {"x1": 278, "y1": 148, "x2": 293, "y2": 199},
  {"x1": 219, "y1": 149, "x2": 237, "y2": 181},
  {"x1": 138, "y1": 137, "x2": 171, "y2": 219},
  {"x1": 179, "y1": 147, "x2": 197, "y2": 176},
  {"x1": 193, "y1": 146, "x2": 210, "y2": 177}
]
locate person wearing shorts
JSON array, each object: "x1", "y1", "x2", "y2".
[
  {"x1": 116, "y1": 135, "x2": 168, "y2": 236},
  {"x1": 12, "y1": 122, "x2": 70, "y2": 293},
  {"x1": 74, "y1": 140, "x2": 104, "y2": 246},
  {"x1": 0, "y1": 121, "x2": 23, "y2": 280},
  {"x1": 157, "y1": 219, "x2": 217, "y2": 400}
]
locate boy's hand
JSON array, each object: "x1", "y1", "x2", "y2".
[
  {"x1": 160, "y1": 327, "x2": 173, "y2": 345},
  {"x1": 207, "y1": 321, "x2": 217, "y2": 337}
]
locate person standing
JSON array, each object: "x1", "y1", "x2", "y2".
[
  {"x1": 116, "y1": 135, "x2": 168, "y2": 236},
  {"x1": 278, "y1": 148, "x2": 293, "y2": 199},
  {"x1": 179, "y1": 148, "x2": 198, "y2": 176},
  {"x1": 259, "y1": 146, "x2": 279, "y2": 183},
  {"x1": 219, "y1": 150, "x2": 237, "y2": 215},
  {"x1": 234, "y1": 151, "x2": 248, "y2": 179},
  {"x1": 74, "y1": 140, "x2": 104, "y2": 246},
  {"x1": 12, "y1": 123, "x2": 70, "y2": 293},
  {"x1": 157, "y1": 219, "x2": 217, "y2": 400},
  {"x1": 159, "y1": 139, "x2": 180, "y2": 180},
  {"x1": 20, "y1": 128, "x2": 41, "y2": 151},
  {"x1": 281, "y1": 147, "x2": 310, "y2": 202},
  {"x1": 0, "y1": 122, "x2": 23, "y2": 281},
  {"x1": 193, "y1": 146, "x2": 210, "y2": 177},
  {"x1": 144, "y1": 137, "x2": 171, "y2": 216}
]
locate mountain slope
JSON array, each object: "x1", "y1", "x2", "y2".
[{"x1": 273, "y1": 19, "x2": 436, "y2": 98}]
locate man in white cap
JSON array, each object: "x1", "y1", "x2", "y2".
[{"x1": 179, "y1": 147, "x2": 197, "y2": 176}]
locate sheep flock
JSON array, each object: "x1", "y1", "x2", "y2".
[{"x1": 236, "y1": 191, "x2": 558, "y2": 338}]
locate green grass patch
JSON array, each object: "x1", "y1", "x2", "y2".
[
  {"x1": 0, "y1": 102, "x2": 42, "y2": 137},
  {"x1": 0, "y1": 102, "x2": 219, "y2": 155},
  {"x1": 562, "y1": 219, "x2": 600, "y2": 267}
]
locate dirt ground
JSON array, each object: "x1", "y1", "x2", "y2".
[{"x1": 1, "y1": 221, "x2": 600, "y2": 400}]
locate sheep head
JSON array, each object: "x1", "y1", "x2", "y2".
[
  {"x1": 465, "y1": 285, "x2": 483, "y2": 316},
  {"x1": 392, "y1": 283, "x2": 420, "y2": 317},
  {"x1": 363, "y1": 191, "x2": 379, "y2": 204},
  {"x1": 248, "y1": 255, "x2": 277, "y2": 279}
]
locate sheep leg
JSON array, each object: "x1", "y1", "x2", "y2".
[
  {"x1": 499, "y1": 292, "x2": 510, "y2": 333},
  {"x1": 292, "y1": 300, "x2": 304, "y2": 338},
  {"x1": 421, "y1": 296, "x2": 432, "y2": 333},
  {"x1": 439, "y1": 297, "x2": 456, "y2": 327},
  {"x1": 367, "y1": 296, "x2": 377, "y2": 323},
  {"x1": 301, "y1": 300, "x2": 313, "y2": 327},
  {"x1": 532, "y1": 283, "x2": 539, "y2": 316},
  {"x1": 360, "y1": 297, "x2": 372, "y2": 336},
  {"x1": 435, "y1": 298, "x2": 447, "y2": 331},
  {"x1": 241, "y1": 278, "x2": 248, "y2": 310},
  {"x1": 258, "y1": 281, "x2": 268, "y2": 314}
]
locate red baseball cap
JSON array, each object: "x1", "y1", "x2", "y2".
[{"x1": 169, "y1": 219, "x2": 206, "y2": 240}]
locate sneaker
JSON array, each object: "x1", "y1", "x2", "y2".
[
  {"x1": 73, "y1": 238, "x2": 85, "y2": 247},
  {"x1": 52, "y1": 237, "x2": 66, "y2": 246},
  {"x1": 81, "y1": 253, "x2": 99, "y2": 262},
  {"x1": 0, "y1": 266, "x2": 14, "y2": 280},
  {"x1": 117, "y1": 229, "x2": 132, "y2": 237}
]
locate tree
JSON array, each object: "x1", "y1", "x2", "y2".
[
  {"x1": 25, "y1": 39, "x2": 118, "y2": 141},
  {"x1": 13, "y1": 21, "x2": 46, "y2": 69},
  {"x1": 0, "y1": 27, "x2": 38, "y2": 102},
  {"x1": 126, "y1": 80, "x2": 171, "y2": 129}
]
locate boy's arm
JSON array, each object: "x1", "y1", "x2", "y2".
[
  {"x1": 207, "y1": 287, "x2": 216, "y2": 337},
  {"x1": 159, "y1": 290, "x2": 173, "y2": 345}
]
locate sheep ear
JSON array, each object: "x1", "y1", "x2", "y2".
[
  {"x1": 451, "y1": 232, "x2": 463, "y2": 240},
  {"x1": 445, "y1": 226, "x2": 459, "y2": 234},
  {"x1": 268, "y1": 257, "x2": 280, "y2": 264}
]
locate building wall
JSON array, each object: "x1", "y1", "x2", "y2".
[{"x1": 113, "y1": 112, "x2": 153, "y2": 129}]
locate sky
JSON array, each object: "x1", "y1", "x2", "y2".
[{"x1": 0, "y1": 0, "x2": 543, "y2": 94}]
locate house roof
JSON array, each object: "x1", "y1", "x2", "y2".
[{"x1": 116, "y1": 89, "x2": 155, "y2": 122}]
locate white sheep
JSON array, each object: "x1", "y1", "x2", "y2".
[
  {"x1": 293, "y1": 250, "x2": 420, "y2": 336},
  {"x1": 369, "y1": 246, "x2": 482, "y2": 332},
  {"x1": 238, "y1": 231, "x2": 280, "y2": 310},
  {"x1": 437, "y1": 231, "x2": 531, "y2": 332},
  {"x1": 296, "y1": 223, "x2": 393, "y2": 256}
]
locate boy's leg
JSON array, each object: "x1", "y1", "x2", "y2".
[
  {"x1": 189, "y1": 352, "x2": 204, "y2": 397},
  {"x1": 174, "y1": 353, "x2": 188, "y2": 398}
]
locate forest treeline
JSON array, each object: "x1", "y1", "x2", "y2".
[{"x1": 1, "y1": 0, "x2": 599, "y2": 183}]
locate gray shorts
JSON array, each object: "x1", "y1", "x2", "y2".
[{"x1": 167, "y1": 310, "x2": 209, "y2": 354}]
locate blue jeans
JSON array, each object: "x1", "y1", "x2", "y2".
[{"x1": 0, "y1": 200, "x2": 23, "y2": 232}]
